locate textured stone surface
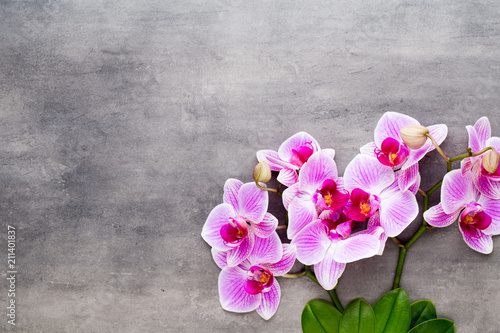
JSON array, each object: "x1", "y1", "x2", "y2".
[{"x1": 1, "y1": 0, "x2": 500, "y2": 332}]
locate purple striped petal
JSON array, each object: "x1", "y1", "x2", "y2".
[
  {"x1": 247, "y1": 233, "x2": 283, "y2": 265},
  {"x1": 211, "y1": 248, "x2": 228, "y2": 269},
  {"x1": 458, "y1": 225, "x2": 493, "y2": 254},
  {"x1": 360, "y1": 141, "x2": 377, "y2": 157},
  {"x1": 344, "y1": 154, "x2": 395, "y2": 195},
  {"x1": 474, "y1": 117, "x2": 491, "y2": 148},
  {"x1": 396, "y1": 163, "x2": 419, "y2": 192},
  {"x1": 314, "y1": 248, "x2": 346, "y2": 290},
  {"x1": 287, "y1": 196, "x2": 317, "y2": 239},
  {"x1": 223, "y1": 179, "x2": 243, "y2": 211},
  {"x1": 441, "y1": 170, "x2": 478, "y2": 214},
  {"x1": 363, "y1": 220, "x2": 387, "y2": 255},
  {"x1": 256, "y1": 280, "x2": 280, "y2": 320},
  {"x1": 401, "y1": 140, "x2": 433, "y2": 170},
  {"x1": 282, "y1": 183, "x2": 300, "y2": 210},
  {"x1": 467, "y1": 125, "x2": 482, "y2": 152},
  {"x1": 278, "y1": 132, "x2": 320, "y2": 163},
  {"x1": 374, "y1": 112, "x2": 419, "y2": 147},
  {"x1": 485, "y1": 137, "x2": 500, "y2": 152},
  {"x1": 277, "y1": 168, "x2": 299, "y2": 187},
  {"x1": 378, "y1": 186, "x2": 418, "y2": 237},
  {"x1": 321, "y1": 148, "x2": 336, "y2": 160},
  {"x1": 471, "y1": 162, "x2": 500, "y2": 199},
  {"x1": 292, "y1": 221, "x2": 331, "y2": 265},
  {"x1": 478, "y1": 196, "x2": 500, "y2": 235},
  {"x1": 257, "y1": 149, "x2": 292, "y2": 171},
  {"x1": 266, "y1": 244, "x2": 297, "y2": 276},
  {"x1": 408, "y1": 173, "x2": 421, "y2": 195},
  {"x1": 423, "y1": 203, "x2": 460, "y2": 228},
  {"x1": 332, "y1": 233, "x2": 381, "y2": 263},
  {"x1": 219, "y1": 266, "x2": 262, "y2": 313},
  {"x1": 226, "y1": 233, "x2": 255, "y2": 267},
  {"x1": 201, "y1": 203, "x2": 237, "y2": 251},
  {"x1": 461, "y1": 158, "x2": 474, "y2": 176},
  {"x1": 238, "y1": 182, "x2": 268, "y2": 223},
  {"x1": 427, "y1": 124, "x2": 448, "y2": 147},
  {"x1": 252, "y1": 213, "x2": 278, "y2": 238},
  {"x1": 299, "y1": 152, "x2": 339, "y2": 194}
]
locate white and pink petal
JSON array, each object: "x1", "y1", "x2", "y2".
[
  {"x1": 423, "y1": 203, "x2": 460, "y2": 228},
  {"x1": 238, "y1": 182, "x2": 269, "y2": 223},
  {"x1": 374, "y1": 112, "x2": 418, "y2": 147},
  {"x1": 458, "y1": 226, "x2": 493, "y2": 254},
  {"x1": 441, "y1": 170, "x2": 478, "y2": 214},
  {"x1": 201, "y1": 203, "x2": 237, "y2": 251},
  {"x1": 314, "y1": 248, "x2": 346, "y2": 290},
  {"x1": 343, "y1": 154, "x2": 395, "y2": 195},
  {"x1": 277, "y1": 168, "x2": 299, "y2": 187},
  {"x1": 292, "y1": 221, "x2": 331, "y2": 265},
  {"x1": 219, "y1": 266, "x2": 262, "y2": 313},
  {"x1": 223, "y1": 178, "x2": 243, "y2": 210},
  {"x1": 256, "y1": 280, "x2": 281, "y2": 320},
  {"x1": 278, "y1": 132, "x2": 320, "y2": 162},
  {"x1": 287, "y1": 196, "x2": 317, "y2": 239},
  {"x1": 247, "y1": 233, "x2": 283, "y2": 265},
  {"x1": 378, "y1": 187, "x2": 418, "y2": 237},
  {"x1": 266, "y1": 244, "x2": 297, "y2": 276},
  {"x1": 332, "y1": 233, "x2": 381, "y2": 263},
  {"x1": 226, "y1": 233, "x2": 255, "y2": 267},
  {"x1": 298, "y1": 152, "x2": 339, "y2": 194}
]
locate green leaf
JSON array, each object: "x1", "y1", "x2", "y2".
[
  {"x1": 408, "y1": 318, "x2": 455, "y2": 333},
  {"x1": 372, "y1": 288, "x2": 411, "y2": 333},
  {"x1": 302, "y1": 299, "x2": 342, "y2": 333},
  {"x1": 410, "y1": 300, "x2": 437, "y2": 327},
  {"x1": 339, "y1": 298, "x2": 376, "y2": 333}
]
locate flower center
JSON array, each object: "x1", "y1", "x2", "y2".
[
  {"x1": 360, "y1": 203, "x2": 371, "y2": 215},
  {"x1": 374, "y1": 137, "x2": 410, "y2": 167},
  {"x1": 244, "y1": 265, "x2": 274, "y2": 295},
  {"x1": 289, "y1": 142, "x2": 314, "y2": 167},
  {"x1": 313, "y1": 179, "x2": 350, "y2": 211},
  {"x1": 220, "y1": 216, "x2": 249, "y2": 245},
  {"x1": 459, "y1": 203, "x2": 492, "y2": 238},
  {"x1": 346, "y1": 188, "x2": 380, "y2": 221}
]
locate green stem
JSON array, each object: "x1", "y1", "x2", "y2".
[
  {"x1": 305, "y1": 266, "x2": 344, "y2": 313},
  {"x1": 328, "y1": 289, "x2": 344, "y2": 313},
  {"x1": 255, "y1": 182, "x2": 278, "y2": 193},
  {"x1": 392, "y1": 247, "x2": 407, "y2": 289}
]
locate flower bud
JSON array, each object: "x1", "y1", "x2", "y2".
[
  {"x1": 483, "y1": 149, "x2": 500, "y2": 174},
  {"x1": 400, "y1": 125, "x2": 429, "y2": 149},
  {"x1": 253, "y1": 161, "x2": 272, "y2": 183}
]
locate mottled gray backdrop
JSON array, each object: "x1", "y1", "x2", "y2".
[{"x1": 1, "y1": 0, "x2": 500, "y2": 332}]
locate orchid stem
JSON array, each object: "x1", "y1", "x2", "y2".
[
  {"x1": 282, "y1": 271, "x2": 306, "y2": 278},
  {"x1": 328, "y1": 289, "x2": 344, "y2": 313},
  {"x1": 276, "y1": 225, "x2": 287, "y2": 230},
  {"x1": 426, "y1": 133, "x2": 450, "y2": 162},
  {"x1": 305, "y1": 266, "x2": 344, "y2": 313},
  {"x1": 255, "y1": 182, "x2": 278, "y2": 193}
]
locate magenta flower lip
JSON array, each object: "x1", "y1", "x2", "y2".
[{"x1": 375, "y1": 137, "x2": 410, "y2": 167}]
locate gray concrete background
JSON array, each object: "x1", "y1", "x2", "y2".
[{"x1": 1, "y1": 0, "x2": 500, "y2": 332}]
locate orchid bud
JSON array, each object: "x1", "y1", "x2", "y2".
[
  {"x1": 483, "y1": 149, "x2": 500, "y2": 174},
  {"x1": 253, "y1": 161, "x2": 272, "y2": 183},
  {"x1": 400, "y1": 125, "x2": 429, "y2": 149}
]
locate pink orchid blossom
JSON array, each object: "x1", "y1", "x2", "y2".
[
  {"x1": 461, "y1": 117, "x2": 500, "y2": 199},
  {"x1": 292, "y1": 214, "x2": 385, "y2": 290},
  {"x1": 201, "y1": 179, "x2": 278, "y2": 267},
  {"x1": 212, "y1": 237, "x2": 297, "y2": 320},
  {"x1": 360, "y1": 112, "x2": 448, "y2": 192},
  {"x1": 343, "y1": 154, "x2": 419, "y2": 237},
  {"x1": 424, "y1": 169, "x2": 500, "y2": 254},
  {"x1": 282, "y1": 151, "x2": 349, "y2": 239},
  {"x1": 256, "y1": 132, "x2": 335, "y2": 187}
]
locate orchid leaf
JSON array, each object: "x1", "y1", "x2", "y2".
[
  {"x1": 407, "y1": 318, "x2": 455, "y2": 333},
  {"x1": 372, "y1": 288, "x2": 411, "y2": 333},
  {"x1": 410, "y1": 300, "x2": 437, "y2": 328},
  {"x1": 301, "y1": 299, "x2": 342, "y2": 333},
  {"x1": 339, "y1": 298, "x2": 375, "y2": 333}
]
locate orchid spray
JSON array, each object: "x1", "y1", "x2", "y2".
[{"x1": 201, "y1": 112, "x2": 500, "y2": 332}]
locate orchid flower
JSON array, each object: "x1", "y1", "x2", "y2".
[
  {"x1": 212, "y1": 237, "x2": 297, "y2": 320},
  {"x1": 256, "y1": 132, "x2": 335, "y2": 187},
  {"x1": 343, "y1": 154, "x2": 419, "y2": 237},
  {"x1": 201, "y1": 179, "x2": 278, "y2": 267},
  {"x1": 282, "y1": 151, "x2": 349, "y2": 239},
  {"x1": 360, "y1": 112, "x2": 448, "y2": 192},
  {"x1": 461, "y1": 117, "x2": 500, "y2": 199},
  {"x1": 292, "y1": 214, "x2": 385, "y2": 290},
  {"x1": 424, "y1": 169, "x2": 500, "y2": 254}
]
